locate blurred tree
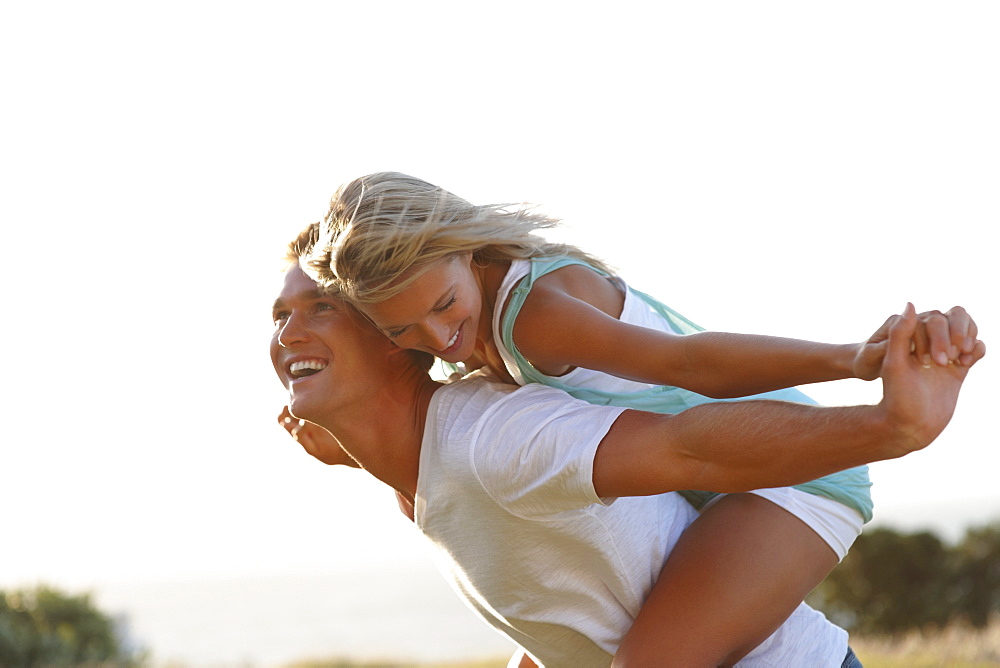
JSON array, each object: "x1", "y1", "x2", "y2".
[
  {"x1": 811, "y1": 528, "x2": 957, "y2": 634},
  {"x1": 811, "y1": 522, "x2": 1000, "y2": 635},
  {"x1": 952, "y1": 522, "x2": 1000, "y2": 627},
  {"x1": 0, "y1": 585, "x2": 140, "y2": 667}
]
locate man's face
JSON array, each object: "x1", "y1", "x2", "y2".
[{"x1": 270, "y1": 266, "x2": 390, "y2": 422}]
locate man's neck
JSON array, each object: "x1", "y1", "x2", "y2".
[{"x1": 312, "y1": 365, "x2": 441, "y2": 504}]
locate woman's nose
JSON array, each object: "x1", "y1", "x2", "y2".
[{"x1": 420, "y1": 317, "x2": 453, "y2": 351}]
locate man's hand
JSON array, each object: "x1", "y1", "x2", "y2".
[
  {"x1": 877, "y1": 304, "x2": 985, "y2": 455},
  {"x1": 911, "y1": 306, "x2": 982, "y2": 368},
  {"x1": 853, "y1": 305, "x2": 984, "y2": 380},
  {"x1": 278, "y1": 406, "x2": 360, "y2": 467}
]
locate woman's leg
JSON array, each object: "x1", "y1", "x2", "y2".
[{"x1": 613, "y1": 493, "x2": 839, "y2": 667}]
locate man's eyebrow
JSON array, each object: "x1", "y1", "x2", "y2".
[{"x1": 272, "y1": 289, "x2": 326, "y2": 311}]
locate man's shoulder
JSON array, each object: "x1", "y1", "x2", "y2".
[
  {"x1": 421, "y1": 372, "x2": 570, "y2": 489},
  {"x1": 432, "y1": 370, "x2": 626, "y2": 451},
  {"x1": 436, "y1": 368, "x2": 512, "y2": 403},
  {"x1": 427, "y1": 371, "x2": 506, "y2": 437},
  {"x1": 435, "y1": 371, "x2": 627, "y2": 518},
  {"x1": 435, "y1": 369, "x2": 576, "y2": 416}
]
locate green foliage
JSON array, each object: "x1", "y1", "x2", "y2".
[
  {"x1": 0, "y1": 585, "x2": 140, "y2": 668},
  {"x1": 284, "y1": 661, "x2": 508, "y2": 668},
  {"x1": 952, "y1": 524, "x2": 1000, "y2": 627},
  {"x1": 810, "y1": 522, "x2": 1000, "y2": 635}
]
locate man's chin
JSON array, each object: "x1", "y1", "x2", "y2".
[{"x1": 286, "y1": 397, "x2": 318, "y2": 424}]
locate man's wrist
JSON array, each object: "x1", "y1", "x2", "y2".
[{"x1": 870, "y1": 401, "x2": 925, "y2": 459}]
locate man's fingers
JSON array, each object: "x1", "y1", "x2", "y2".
[
  {"x1": 959, "y1": 339, "x2": 987, "y2": 368},
  {"x1": 918, "y1": 305, "x2": 984, "y2": 366},
  {"x1": 893, "y1": 303, "x2": 920, "y2": 363},
  {"x1": 918, "y1": 311, "x2": 952, "y2": 367},
  {"x1": 964, "y1": 319, "x2": 980, "y2": 355},
  {"x1": 943, "y1": 306, "x2": 979, "y2": 355}
]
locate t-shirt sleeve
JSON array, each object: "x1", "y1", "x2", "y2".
[{"x1": 470, "y1": 384, "x2": 627, "y2": 520}]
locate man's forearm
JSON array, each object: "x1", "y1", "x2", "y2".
[
  {"x1": 672, "y1": 399, "x2": 896, "y2": 491},
  {"x1": 595, "y1": 303, "x2": 974, "y2": 499},
  {"x1": 594, "y1": 399, "x2": 900, "y2": 498}
]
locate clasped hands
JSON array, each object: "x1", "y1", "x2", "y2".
[{"x1": 853, "y1": 304, "x2": 984, "y2": 381}]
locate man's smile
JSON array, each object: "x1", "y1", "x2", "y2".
[{"x1": 288, "y1": 358, "x2": 329, "y2": 378}]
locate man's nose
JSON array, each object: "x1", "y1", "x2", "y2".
[{"x1": 278, "y1": 312, "x2": 310, "y2": 347}]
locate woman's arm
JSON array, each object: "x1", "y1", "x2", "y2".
[
  {"x1": 590, "y1": 304, "x2": 981, "y2": 498},
  {"x1": 514, "y1": 265, "x2": 860, "y2": 397},
  {"x1": 514, "y1": 265, "x2": 976, "y2": 397}
]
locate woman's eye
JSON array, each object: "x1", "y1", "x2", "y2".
[
  {"x1": 387, "y1": 327, "x2": 406, "y2": 339},
  {"x1": 434, "y1": 297, "x2": 457, "y2": 313}
]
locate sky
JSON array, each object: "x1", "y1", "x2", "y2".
[{"x1": 1, "y1": 0, "x2": 997, "y2": 622}]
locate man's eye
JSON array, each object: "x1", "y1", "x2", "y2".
[{"x1": 273, "y1": 311, "x2": 290, "y2": 324}]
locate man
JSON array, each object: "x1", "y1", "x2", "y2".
[{"x1": 270, "y1": 233, "x2": 982, "y2": 667}]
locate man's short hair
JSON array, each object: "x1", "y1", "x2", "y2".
[{"x1": 285, "y1": 222, "x2": 321, "y2": 269}]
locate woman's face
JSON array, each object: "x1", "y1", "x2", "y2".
[{"x1": 358, "y1": 253, "x2": 484, "y2": 364}]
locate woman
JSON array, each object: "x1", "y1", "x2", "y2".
[{"x1": 304, "y1": 174, "x2": 975, "y2": 664}]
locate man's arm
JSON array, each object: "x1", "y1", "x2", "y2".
[{"x1": 593, "y1": 304, "x2": 984, "y2": 498}]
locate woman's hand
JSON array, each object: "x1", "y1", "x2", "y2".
[
  {"x1": 278, "y1": 406, "x2": 360, "y2": 467},
  {"x1": 853, "y1": 305, "x2": 983, "y2": 380}
]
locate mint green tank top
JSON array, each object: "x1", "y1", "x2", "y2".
[{"x1": 498, "y1": 257, "x2": 873, "y2": 522}]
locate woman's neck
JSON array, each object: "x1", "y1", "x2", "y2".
[{"x1": 468, "y1": 259, "x2": 516, "y2": 382}]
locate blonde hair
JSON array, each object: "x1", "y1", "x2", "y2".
[
  {"x1": 285, "y1": 221, "x2": 321, "y2": 268},
  {"x1": 308, "y1": 172, "x2": 614, "y2": 303},
  {"x1": 283, "y1": 220, "x2": 434, "y2": 373}
]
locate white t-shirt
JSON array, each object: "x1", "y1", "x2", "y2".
[
  {"x1": 493, "y1": 259, "x2": 864, "y2": 560},
  {"x1": 415, "y1": 372, "x2": 848, "y2": 667}
]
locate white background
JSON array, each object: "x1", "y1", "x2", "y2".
[{"x1": 1, "y1": 2, "x2": 996, "y2": 664}]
